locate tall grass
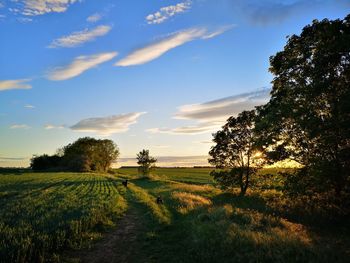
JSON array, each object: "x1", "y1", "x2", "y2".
[
  {"x1": 128, "y1": 182, "x2": 171, "y2": 225},
  {"x1": 123, "y1": 171, "x2": 349, "y2": 263}
]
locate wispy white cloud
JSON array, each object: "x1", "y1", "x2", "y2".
[
  {"x1": 70, "y1": 112, "x2": 146, "y2": 135},
  {"x1": 146, "y1": 1, "x2": 191, "y2": 25},
  {"x1": 115, "y1": 26, "x2": 232, "y2": 66},
  {"x1": 147, "y1": 122, "x2": 222, "y2": 135},
  {"x1": 148, "y1": 88, "x2": 271, "y2": 135},
  {"x1": 87, "y1": 13, "x2": 102, "y2": 23},
  {"x1": 47, "y1": 52, "x2": 117, "y2": 81},
  {"x1": 175, "y1": 88, "x2": 270, "y2": 122},
  {"x1": 10, "y1": 124, "x2": 30, "y2": 129},
  {"x1": 24, "y1": 104, "x2": 35, "y2": 109},
  {"x1": 201, "y1": 25, "x2": 236, "y2": 39},
  {"x1": 17, "y1": 0, "x2": 79, "y2": 16},
  {"x1": 0, "y1": 156, "x2": 27, "y2": 161},
  {"x1": 44, "y1": 124, "x2": 64, "y2": 129},
  {"x1": 0, "y1": 79, "x2": 32, "y2": 91},
  {"x1": 17, "y1": 17, "x2": 33, "y2": 23},
  {"x1": 48, "y1": 25, "x2": 112, "y2": 48}
]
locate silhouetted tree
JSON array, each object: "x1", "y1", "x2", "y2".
[
  {"x1": 30, "y1": 154, "x2": 63, "y2": 171},
  {"x1": 63, "y1": 137, "x2": 119, "y2": 172},
  {"x1": 209, "y1": 110, "x2": 265, "y2": 195},
  {"x1": 136, "y1": 149, "x2": 157, "y2": 176},
  {"x1": 31, "y1": 137, "x2": 119, "y2": 172},
  {"x1": 256, "y1": 14, "x2": 350, "y2": 196}
]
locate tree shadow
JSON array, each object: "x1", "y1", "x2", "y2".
[{"x1": 211, "y1": 191, "x2": 270, "y2": 214}]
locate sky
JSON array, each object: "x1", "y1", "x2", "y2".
[{"x1": 0, "y1": 0, "x2": 349, "y2": 167}]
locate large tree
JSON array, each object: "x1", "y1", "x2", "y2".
[
  {"x1": 256, "y1": 15, "x2": 350, "y2": 195},
  {"x1": 31, "y1": 137, "x2": 119, "y2": 172},
  {"x1": 209, "y1": 110, "x2": 264, "y2": 195},
  {"x1": 63, "y1": 137, "x2": 119, "y2": 172},
  {"x1": 136, "y1": 149, "x2": 157, "y2": 176}
]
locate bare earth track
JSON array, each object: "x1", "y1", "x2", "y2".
[{"x1": 69, "y1": 206, "x2": 140, "y2": 263}]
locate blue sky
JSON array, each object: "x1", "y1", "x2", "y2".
[{"x1": 0, "y1": 0, "x2": 349, "y2": 167}]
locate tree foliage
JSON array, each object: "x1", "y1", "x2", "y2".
[
  {"x1": 30, "y1": 154, "x2": 63, "y2": 171},
  {"x1": 209, "y1": 110, "x2": 265, "y2": 195},
  {"x1": 136, "y1": 149, "x2": 157, "y2": 176},
  {"x1": 255, "y1": 15, "x2": 350, "y2": 196},
  {"x1": 31, "y1": 137, "x2": 119, "y2": 172}
]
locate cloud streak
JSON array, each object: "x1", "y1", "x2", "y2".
[
  {"x1": 44, "y1": 124, "x2": 64, "y2": 129},
  {"x1": 24, "y1": 104, "x2": 35, "y2": 109},
  {"x1": 148, "y1": 88, "x2": 271, "y2": 135},
  {"x1": 48, "y1": 25, "x2": 112, "y2": 48},
  {"x1": 87, "y1": 13, "x2": 102, "y2": 23},
  {"x1": 10, "y1": 124, "x2": 30, "y2": 129},
  {"x1": 175, "y1": 88, "x2": 271, "y2": 122},
  {"x1": 47, "y1": 52, "x2": 117, "y2": 80},
  {"x1": 0, "y1": 156, "x2": 27, "y2": 161},
  {"x1": 147, "y1": 122, "x2": 222, "y2": 135},
  {"x1": 146, "y1": 1, "x2": 191, "y2": 24},
  {"x1": 115, "y1": 26, "x2": 232, "y2": 66},
  {"x1": 18, "y1": 0, "x2": 78, "y2": 16},
  {"x1": 70, "y1": 112, "x2": 146, "y2": 135},
  {"x1": 0, "y1": 79, "x2": 32, "y2": 91}
]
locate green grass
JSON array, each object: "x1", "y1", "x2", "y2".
[
  {"x1": 117, "y1": 168, "x2": 350, "y2": 263},
  {"x1": 0, "y1": 172, "x2": 127, "y2": 263},
  {"x1": 1, "y1": 168, "x2": 349, "y2": 262},
  {"x1": 117, "y1": 167, "x2": 214, "y2": 184}
]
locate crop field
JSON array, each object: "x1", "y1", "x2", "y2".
[
  {"x1": 0, "y1": 172, "x2": 127, "y2": 263},
  {"x1": 0, "y1": 169, "x2": 349, "y2": 263}
]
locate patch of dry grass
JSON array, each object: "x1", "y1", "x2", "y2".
[
  {"x1": 169, "y1": 181, "x2": 219, "y2": 194},
  {"x1": 172, "y1": 191, "x2": 212, "y2": 214}
]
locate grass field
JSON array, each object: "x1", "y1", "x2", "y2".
[
  {"x1": 0, "y1": 172, "x2": 127, "y2": 262},
  {"x1": 117, "y1": 167, "x2": 214, "y2": 184},
  {"x1": 0, "y1": 168, "x2": 349, "y2": 262}
]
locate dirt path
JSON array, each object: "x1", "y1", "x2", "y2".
[{"x1": 67, "y1": 195, "x2": 143, "y2": 263}]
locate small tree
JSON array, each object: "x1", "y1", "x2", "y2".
[
  {"x1": 136, "y1": 149, "x2": 157, "y2": 176},
  {"x1": 209, "y1": 110, "x2": 265, "y2": 195}
]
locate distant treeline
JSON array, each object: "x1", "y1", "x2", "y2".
[
  {"x1": 0, "y1": 167, "x2": 30, "y2": 173},
  {"x1": 31, "y1": 137, "x2": 119, "y2": 172}
]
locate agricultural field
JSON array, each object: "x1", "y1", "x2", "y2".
[
  {"x1": 0, "y1": 171, "x2": 127, "y2": 263},
  {"x1": 0, "y1": 168, "x2": 349, "y2": 263},
  {"x1": 117, "y1": 167, "x2": 214, "y2": 184}
]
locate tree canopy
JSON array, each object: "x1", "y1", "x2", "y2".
[
  {"x1": 255, "y1": 15, "x2": 350, "y2": 195},
  {"x1": 136, "y1": 149, "x2": 157, "y2": 176},
  {"x1": 31, "y1": 137, "x2": 119, "y2": 172},
  {"x1": 209, "y1": 110, "x2": 265, "y2": 195}
]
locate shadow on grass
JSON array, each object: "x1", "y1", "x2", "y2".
[
  {"x1": 212, "y1": 191, "x2": 269, "y2": 213},
  {"x1": 137, "y1": 189, "x2": 323, "y2": 263}
]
